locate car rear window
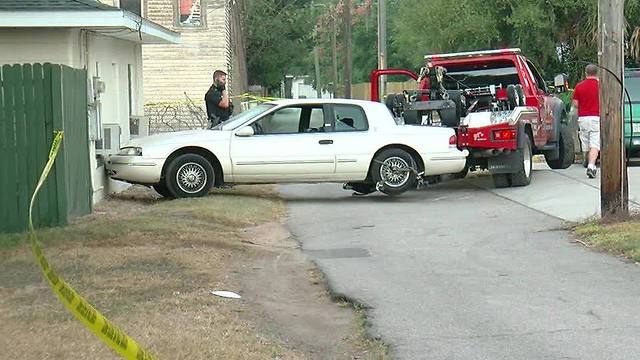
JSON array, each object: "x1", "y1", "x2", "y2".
[{"x1": 333, "y1": 104, "x2": 368, "y2": 132}]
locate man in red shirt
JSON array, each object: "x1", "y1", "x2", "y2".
[{"x1": 572, "y1": 64, "x2": 600, "y2": 178}]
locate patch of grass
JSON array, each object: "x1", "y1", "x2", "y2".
[
  {"x1": 0, "y1": 185, "x2": 285, "y2": 251},
  {"x1": 0, "y1": 185, "x2": 301, "y2": 360},
  {"x1": 574, "y1": 217, "x2": 640, "y2": 262},
  {"x1": 351, "y1": 306, "x2": 393, "y2": 360}
]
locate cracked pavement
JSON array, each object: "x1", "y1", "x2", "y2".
[{"x1": 280, "y1": 165, "x2": 640, "y2": 359}]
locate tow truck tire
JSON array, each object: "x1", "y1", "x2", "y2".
[
  {"x1": 545, "y1": 124, "x2": 575, "y2": 169},
  {"x1": 510, "y1": 135, "x2": 533, "y2": 187},
  {"x1": 371, "y1": 148, "x2": 417, "y2": 196},
  {"x1": 492, "y1": 174, "x2": 511, "y2": 188},
  {"x1": 453, "y1": 163, "x2": 470, "y2": 179}
]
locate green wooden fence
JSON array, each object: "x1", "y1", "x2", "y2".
[{"x1": 0, "y1": 63, "x2": 92, "y2": 234}]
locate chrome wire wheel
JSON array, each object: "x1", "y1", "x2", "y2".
[
  {"x1": 176, "y1": 162, "x2": 207, "y2": 194},
  {"x1": 379, "y1": 156, "x2": 411, "y2": 188}
]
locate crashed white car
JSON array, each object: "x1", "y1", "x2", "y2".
[{"x1": 106, "y1": 99, "x2": 468, "y2": 197}]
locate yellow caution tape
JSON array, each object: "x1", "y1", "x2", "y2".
[
  {"x1": 233, "y1": 93, "x2": 281, "y2": 102},
  {"x1": 144, "y1": 93, "x2": 281, "y2": 108},
  {"x1": 28, "y1": 131, "x2": 157, "y2": 360}
]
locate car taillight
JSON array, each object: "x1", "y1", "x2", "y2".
[
  {"x1": 449, "y1": 134, "x2": 457, "y2": 147},
  {"x1": 493, "y1": 129, "x2": 517, "y2": 141}
]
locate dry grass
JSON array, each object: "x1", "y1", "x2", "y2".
[
  {"x1": 0, "y1": 185, "x2": 305, "y2": 360},
  {"x1": 574, "y1": 214, "x2": 640, "y2": 262}
]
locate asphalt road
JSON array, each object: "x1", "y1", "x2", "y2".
[{"x1": 280, "y1": 165, "x2": 640, "y2": 360}]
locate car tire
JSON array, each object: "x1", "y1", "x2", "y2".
[
  {"x1": 545, "y1": 124, "x2": 575, "y2": 169},
  {"x1": 153, "y1": 181, "x2": 174, "y2": 198},
  {"x1": 492, "y1": 173, "x2": 511, "y2": 188},
  {"x1": 371, "y1": 148, "x2": 417, "y2": 196},
  {"x1": 510, "y1": 134, "x2": 533, "y2": 187},
  {"x1": 166, "y1": 154, "x2": 214, "y2": 198}
]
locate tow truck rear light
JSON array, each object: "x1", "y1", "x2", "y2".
[
  {"x1": 496, "y1": 88, "x2": 507, "y2": 100},
  {"x1": 493, "y1": 129, "x2": 517, "y2": 141},
  {"x1": 449, "y1": 134, "x2": 457, "y2": 147}
]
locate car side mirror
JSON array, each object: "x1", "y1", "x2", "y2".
[{"x1": 235, "y1": 126, "x2": 254, "y2": 137}]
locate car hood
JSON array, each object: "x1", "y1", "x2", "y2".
[{"x1": 123, "y1": 129, "x2": 229, "y2": 148}]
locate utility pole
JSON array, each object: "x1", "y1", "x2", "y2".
[
  {"x1": 343, "y1": 0, "x2": 352, "y2": 98},
  {"x1": 598, "y1": 0, "x2": 627, "y2": 216},
  {"x1": 331, "y1": 13, "x2": 338, "y2": 98},
  {"x1": 314, "y1": 46, "x2": 322, "y2": 98},
  {"x1": 230, "y1": 0, "x2": 248, "y2": 94},
  {"x1": 377, "y1": 0, "x2": 387, "y2": 101}
]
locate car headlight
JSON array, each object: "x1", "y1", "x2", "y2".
[{"x1": 117, "y1": 147, "x2": 142, "y2": 156}]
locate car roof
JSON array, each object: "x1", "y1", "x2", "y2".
[
  {"x1": 265, "y1": 98, "x2": 384, "y2": 107},
  {"x1": 625, "y1": 68, "x2": 640, "y2": 77}
]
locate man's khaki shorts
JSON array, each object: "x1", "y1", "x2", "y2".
[{"x1": 578, "y1": 116, "x2": 600, "y2": 151}]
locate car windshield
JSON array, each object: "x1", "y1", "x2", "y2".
[
  {"x1": 626, "y1": 75, "x2": 640, "y2": 102},
  {"x1": 211, "y1": 104, "x2": 275, "y2": 130}
]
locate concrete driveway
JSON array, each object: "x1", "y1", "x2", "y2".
[{"x1": 280, "y1": 165, "x2": 640, "y2": 360}]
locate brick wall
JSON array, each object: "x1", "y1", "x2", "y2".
[{"x1": 142, "y1": 0, "x2": 231, "y2": 105}]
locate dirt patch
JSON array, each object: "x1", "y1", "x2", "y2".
[{"x1": 0, "y1": 185, "x2": 389, "y2": 359}]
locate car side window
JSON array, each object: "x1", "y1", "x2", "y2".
[
  {"x1": 253, "y1": 107, "x2": 302, "y2": 135},
  {"x1": 333, "y1": 104, "x2": 368, "y2": 132},
  {"x1": 308, "y1": 108, "x2": 325, "y2": 131}
]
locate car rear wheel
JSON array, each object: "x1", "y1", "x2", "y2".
[
  {"x1": 166, "y1": 154, "x2": 214, "y2": 198},
  {"x1": 371, "y1": 148, "x2": 417, "y2": 196},
  {"x1": 345, "y1": 182, "x2": 376, "y2": 195}
]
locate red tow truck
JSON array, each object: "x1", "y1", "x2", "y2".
[{"x1": 371, "y1": 48, "x2": 575, "y2": 187}]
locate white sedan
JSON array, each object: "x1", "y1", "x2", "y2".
[{"x1": 106, "y1": 99, "x2": 468, "y2": 197}]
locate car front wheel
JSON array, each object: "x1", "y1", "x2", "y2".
[
  {"x1": 166, "y1": 154, "x2": 214, "y2": 198},
  {"x1": 370, "y1": 148, "x2": 417, "y2": 196},
  {"x1": 153, "y1": 181, "x2": 174, "y2": 198}
]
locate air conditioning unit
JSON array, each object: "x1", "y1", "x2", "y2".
[
  {"x1": 129, "y1": 115, "x2": 149, "y2": 138},
  {"x1": 96, "y1": 124, "x2": 121, "y2": 155}
]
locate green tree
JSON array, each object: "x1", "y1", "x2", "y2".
[{"x1": 245, "y1": 0, "x2": 316, "y2": 93}]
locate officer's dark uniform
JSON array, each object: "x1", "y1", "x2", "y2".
[{"x1": 205, "y1": 85, "x2": 233, "y2": 127}]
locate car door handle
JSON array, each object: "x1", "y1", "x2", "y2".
[{"x1": 318, "y1": 139, "x2": 333, "y2": 145}]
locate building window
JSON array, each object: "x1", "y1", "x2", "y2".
[
  {"x1": 177, "y1": 0, "x2": 205, "y2": 27},
  {"x1": 120, "y1": 0, "x2": 142, "y2": 16}
]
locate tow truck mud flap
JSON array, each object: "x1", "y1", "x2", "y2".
[{"x1": 488, "y1": 150, "x2": 522, "y2": 174}]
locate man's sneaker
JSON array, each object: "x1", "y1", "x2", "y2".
[{"x1": 587, "y1": 167, "x2": 597, "y2": 179}]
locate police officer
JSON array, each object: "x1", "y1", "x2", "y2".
[{"x1": 205, "y1": 70, "x2": 233, "y2": 128}]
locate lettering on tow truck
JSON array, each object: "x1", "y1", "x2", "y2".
[{"x1": 473, "y1": 131, "x2": 487, "y2": 141}]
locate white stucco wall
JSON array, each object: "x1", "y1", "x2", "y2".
[
  {"x1": 86, "y1": 33, "x2": 144, "y2": 202},
  {"x1": 0, "y1": 28, "x2": 144, "y2": 204},
  {"x1": 0, "y1": 28, "x2": 82, "y2": 67}
]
